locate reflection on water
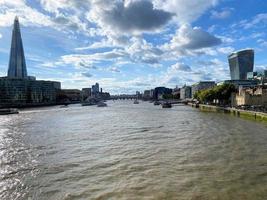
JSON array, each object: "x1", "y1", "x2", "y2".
[{"x1": 0, "y1": 101, "x2": 267, "y2": 200}]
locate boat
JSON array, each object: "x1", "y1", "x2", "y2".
[
  {"x1": 154, "y1": 101, "x2": 161, "y2": 106},
  {"x1": 60, "y1": 105, "x2": 68, "y2": 108},
  {"x1": 97, "y1": 102, "x2": 107, "y2": 107},
  {"x1": 162, "y1": 102, "x2": 172, "y2": 108},
  {"x1": 82, "y1": 102, "x2": 96, "y2": 106},
  {"x1": 133, "y1": 99, "x2": 139, "y2": 104},
  {"x1": 0, "y1": 108, "x2": 19, "y2": 115}
]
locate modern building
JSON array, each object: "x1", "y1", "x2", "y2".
[
  {"x1": 8, "y1": 16, "x2": 28, "y2": 79},
  {"x1": 153, "y1": 87, "x2": 172, "y2": 100},
  {"x1": 180, "y1": 85, "x2": 192, "y2": 100},
  {"x1": 221, "y1": 80, "x2": 258, "y2": 89},
  {"x1": 228, "y1": 49, "x2": 254, "y2": 80},
  {"x1": 247, "y1": 70, "x2": 267, "y2": 84},
  {"x1": 92, "y1": 83, "x2": 100, "y2": 95},
  {"x1": 0, "y1": 17, "x2": 61, "y2": 108},
  {"x1": 192, "y1": 81, "x2": 216, "y2": 97}
]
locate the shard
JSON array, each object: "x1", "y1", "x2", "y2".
[{"x1": 8, "y1": 17, "x2": 27, "y2": 79}]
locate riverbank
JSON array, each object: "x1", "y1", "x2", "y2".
[{"x1": 188, "y1": 103, "x2": 267, "y2": 123}]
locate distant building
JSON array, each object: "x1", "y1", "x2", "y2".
[
  {"x1": 221, "y1": 80, "x2": 258, "y2": 89},
  {"x1": 247, "y1": 70, "x2": 267, "y2": 84},
  {"x1": 0, "y1": 17, "x2": 61, "y2": 108},
  {"x1": 143, "y1": 90, "x2": 151, "y2": 100},
  {"x1": 153, "y1": 87, "x2": 172, "y2": 100},
  {"x1": 228, "y1": 49, "x2": 254, "y2": 80},
  {"x1": 92, "y1": 83, "x2": 100, "y2": 95},
  {"x1": 172, "y1": 87, "x2": 180, "y2": 99},
  {"x1": 192, "y1": 81, "x2": 216, "y2": 97},
  {"x1": 136, "y1": 91, "x2": 142, "y2": 99},
  {"x1": 59, "y1": 89, "x2": 82, "y2": 102},
  {"x1": 232, "y1": 85, "x2": 267, "y2": 107},
  {"x1": 180, "y1": 85, "x2": 192, "y2": 100},
  {"x1": 82, "y1": 88, "x2": 92, "y2": 100}
]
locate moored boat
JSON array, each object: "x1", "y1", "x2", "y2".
[
  {"x1": 154, "y1": 101, "x2": 161, "y2": 106},
  {"x1": 82, "y1": 102, "x2": 96, "y2": 106},
  {"x1": 162, "y1": 102, "x2": 172, "y2": 108},
  {"x1": 0, "y1": 108, "x2": 19, "y2": 115}
]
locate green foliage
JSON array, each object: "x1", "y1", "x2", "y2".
[{"x1": 194, "y1": 83, "x2": 236, "y2": 105}]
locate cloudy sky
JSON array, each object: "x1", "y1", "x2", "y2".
[{"x1": 0, "y1": 0, "x2": 267, "y2": 94}]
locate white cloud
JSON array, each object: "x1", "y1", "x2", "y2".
[
  {"x1": 240, "y1": 13, "x2": 267, "y2": 29},
  {"x1": 217, "y1": 46, "x2": 235, "y2": 54},
  {"x1": 170, "y1": 63, "x2": 192, "y2": 72},
  {"x1": 153, "y1": 0, "x2": 219, "y2": 23},
  {"x1": 168, "y1": 24, "x2": 221, "y2": 50},
  {"x1": 210, "y1": 8, "x2": 233, "y2": 19}
]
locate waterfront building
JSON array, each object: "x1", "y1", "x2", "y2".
[
  {"x1": 59, "y1": 89, "x2": 82, "y2": 102},
  {"x1": 143, "y1": 90, "x2": 151, "y2": 100},
  {"x1": 136, "y1": 91, "x2": 142, "y2": 99},
  {"x1": 0, "y1": 17, "x2": 61, "y2": 108},
  {"x1": 180, "y1": 85, "x2": 192, "y2": 100},
  {"x1": 172, "y1": 87, "x2": 180, "y2": 99},
  {"x1": 232, "y1": 85, "x2": 267, "y2": 107},
  {"x1": 153, "y1": 87, "x2": 172, "y2": 100},
  {"x1": 192, "y1": 81, "x2": 216, "y2": 98},
  {"x1": 82, "y1": 88, "x2": 92, "y2": 101},
  {"x1": 97, "y1": 92, "x2": 111, "y2": 100},
  {"x1": 0, "y1": 78, "x2": 60, "y2": 107},
  {"x1": 228, "y1": 49, "x2": 254, "y2": 80}
]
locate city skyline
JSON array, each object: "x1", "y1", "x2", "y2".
[{"x1": 0, "y1": 0, "x2": 267, "y2": 94}]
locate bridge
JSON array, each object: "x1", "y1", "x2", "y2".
[{"x1": 110, "y1": 95, "x2": 138, "y2": 100}]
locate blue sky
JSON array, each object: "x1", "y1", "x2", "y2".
[{"x1": 0, "y1": 0, "x2": 267, "y2": 94}]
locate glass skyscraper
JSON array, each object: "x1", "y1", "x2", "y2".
[
  {"x1": 8, "y1": 16, "x2": 28, "y2": 79},
  {"x1": 228, "y1": 49, "x2": 254, "y2": 80}
]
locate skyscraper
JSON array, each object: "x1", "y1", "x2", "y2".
[
  {"x1": 8, "y1": 16, "x2": 28, "y2": 79},
  {"x1": 228, "y1": 49, "x2": 254, "y2": 80},
  {"x1": 0, "y1": 17, "x2": 61, "y2": 108}
]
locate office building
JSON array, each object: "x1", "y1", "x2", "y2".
[
  {"x1": 180, "y1": 85, "x2": 192, "y2": 100},
  {"x1": 0, "y1": 17, "x2": 61, "y2": 108},
  {"x1": 153, "y1": 87, "x2": 172, "y2": 100},
  {"x1": 228, "y1": 49, "x2": 254, "y2": 80}
]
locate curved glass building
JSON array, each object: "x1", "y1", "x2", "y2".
[{"x1": 228, "y1": 49, "x2": 254, "y2": 80}]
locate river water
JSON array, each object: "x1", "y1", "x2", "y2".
[{"x1": 0, "y1": 101, "x2": 267, "y2": 200}]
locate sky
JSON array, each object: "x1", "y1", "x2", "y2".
[{"x1": 0, "y1": 0, "x2": 267, "y2": 94}]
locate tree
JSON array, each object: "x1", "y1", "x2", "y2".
[{"x1": 194, "y1": 83, "x2": 236, "y2": 105}]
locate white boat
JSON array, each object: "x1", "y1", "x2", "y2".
[{"x1": 97, "y1": 102, "x2": 107, "y2": 107}]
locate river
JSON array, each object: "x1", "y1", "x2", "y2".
[{"x1": 0, "y1": 101, "x2": 266, "y2": 200}]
